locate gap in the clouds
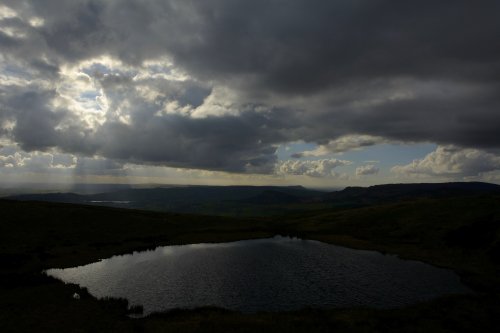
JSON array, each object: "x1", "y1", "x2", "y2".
[
  {"x1": 338, "y1": 143, "x2": 438, "y2": 171},
  {"x1": 276, "y1": 142, "x2": 317, "y2": 160},
  {"x1": 277, "y1": 141, "x2": 437, "y2": 179}
]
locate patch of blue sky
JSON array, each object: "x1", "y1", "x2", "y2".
[
  {"x1": 79, "y1": 91, "x2": 99, "y2": 100},
  {"x1": 2, "y1": 63, "x2": 31, "y2": 79},
  {"x1": 276, "y1": 142, "x2": 316, "y2": 160},
  {"x1": 76, "y1": 91, "x2": 103, "y2": 111},
  {"x1": 276, "y1": 141, "x2": 437, "y2": 176},
  {"x1": 81, "y1": 63, "x2": 136, "y2": 77},
  {"x1": 339, "y1": 143, "x2": 437, "y2": 169},
  {"x1": 146, "y1": 63, "x2": 173, "y2": 75}
]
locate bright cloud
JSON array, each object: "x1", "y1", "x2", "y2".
[
  {"x1": 276, "y1": 159, "x2": 351, "y2": 178},
  {"x1": 391, "y1": 146, "x2": 500, "y2": 179},
  {"x1": 356, "y1": 165, "x2": 380, "y2": 176}
]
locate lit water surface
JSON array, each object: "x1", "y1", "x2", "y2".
[{"x1": 46, "y1": 236, "x2": 471, "y2": 316}]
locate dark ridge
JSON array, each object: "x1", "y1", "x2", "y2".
[
  {"x1": 4, "y1": 185, "x2": 323, "y2": 215},
  {"x1": 320, "y1": 182, "x2": 500, "y2": 206},
  {"x1": 8, "y1": 192, "x2": 85, "y2": 203},
  {"x1": 5, "y1": 182, "x2": 500, "y2": 216}
]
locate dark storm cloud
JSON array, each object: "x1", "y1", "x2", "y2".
[
  {"x1": 1, "y1": 88, "x2": 62, "y2": 150},
  {"x1": 94, "y1": 108, "x2": 293, "y2": 173},
  {"x1": 94, "y1": 0, "x2": 500, "y2": 94},
  {"x1": 1, "y1": 0, "x2": 500, "y2": 173},
  {"x1": 6, "y1": 0, "x2": 499, "y2": 89}
]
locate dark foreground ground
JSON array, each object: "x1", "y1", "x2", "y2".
[{"x1": 1, "y1": 194, "x2": 500, "y2": 332}]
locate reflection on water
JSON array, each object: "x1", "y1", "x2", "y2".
[{"x1": 46, "y1": 236, "x2": 470, "y2": 316}]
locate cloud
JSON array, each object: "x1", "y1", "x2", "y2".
[
  {"x1": 1, "y1": 88, "x2": 63, "y2": 151},
  {"x1": 93, "y1": 110, "x2": 284, "y2": 173},
  {"x1": 356, "y1": 165, "x2": 380, "y2": 176},
  {"x1": 0, "y1": 145, "x2": 124, "y2": 177},
  {"x1": 276, "y1": 159, "x2": 351, "y2": 178},
  {"x1": 0, "y1": 146, "x2": 72, "y2": 173},
  {"x1": 0, "y1": 1, "x2": 500, "y2": 176},
  {"x1": 391, "y1": 146, "x2": 500, "y2": 179},
  {"x1": 292, "y1": 135, "x2": 387, "y2": 158}
]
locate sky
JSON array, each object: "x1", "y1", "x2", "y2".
[{"x1": 1, "y1": 0, "x2": 500, "y2": 188}]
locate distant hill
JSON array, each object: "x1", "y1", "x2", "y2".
[
  {"x1": 6, "y1": 185, "x2": 323, "y2": 216},
  {"x1": 5, "y1": 192, "x2": 86, "y2": 204},
  {"x1": 7, "y1": 182, "x2": 500, "y2": 216},
  {"x1": 0, "y1": 183, "x2": 134, "y2": 196},
  {"x1": 319, "y1": 182, "x2": 500, "y2": 207}
]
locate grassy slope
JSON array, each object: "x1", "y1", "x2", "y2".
[
  {"x1": 1, "y1": 195, "x2": 499, "y2": 332},
  {"x1": 286, "y1": 195, "x2": 500, "y2": 290}
]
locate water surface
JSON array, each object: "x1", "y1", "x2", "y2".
[{"x1": 46, "y1": 236, "x2": 470, "y2": 315}]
